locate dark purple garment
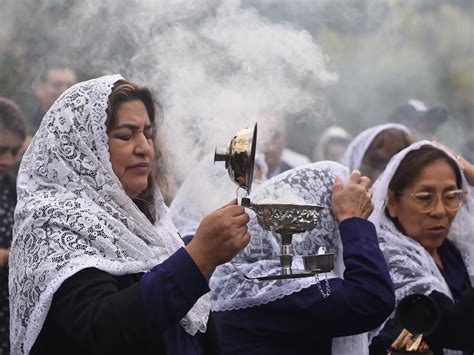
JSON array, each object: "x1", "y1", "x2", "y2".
[
  {"x1": 32, "y1": 247, "x2": 216, "y2": 355},
  {"x1": 426, "y1": 239, "x2": 473, "y2": 355},
  {"x1": 213, "y1": 217, "x2": 395, "y2": 355},
  {"x1": 437, "y1": 239, "x2": 471, "y2": 301},
  {"x1": 370, "y1": 239, "x2": 473, "y2": 355},
  {"x1": 141, "y1": 247, "x2": 215, "y2": 354}
]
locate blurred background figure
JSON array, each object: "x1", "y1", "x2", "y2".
[
  {"x1": 388, "y1": 99, "x2": 449, "y2": 141},
  {"x1": 13, "y1": 57, "x2": 77, "y2": 135},
  {"x1": 260, "y1": 116, "x2": 311, "y2": 178},
  {"x1": 0, "y1": 38, "x2": 29, "y2": 100},
  {"x1": 343, "y1": 123, "x2": 414, "y2": 184},
  {"x1": 312, "y1": 125, "x2": 351, "y2": 163},
  {"x1": 0, "y1": 97, "x2": 28, "y2": 355}
]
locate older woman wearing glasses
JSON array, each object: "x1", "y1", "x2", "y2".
[{"x1": 368, "y1": 141, "x2": 474, "y2": 355}]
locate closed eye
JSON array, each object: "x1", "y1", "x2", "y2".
[
  {"x1": 444, "y1": 190, "x2": 465, "y2": 200},
  {"x1": 414, "y1": 192, "x2": 433, "y2": 201},
  {"x1": 144, "y1": 127, "x2": 154, "y2": 140}
]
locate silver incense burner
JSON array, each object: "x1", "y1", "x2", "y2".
[{"x1": 215, "y1": 124, "x2": 334, "y2": 281}]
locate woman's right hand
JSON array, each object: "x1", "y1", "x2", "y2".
[{"x1": 185, "y1": 200, "x2": 250, "y2": 277}]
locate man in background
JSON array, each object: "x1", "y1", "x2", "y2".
[
  {"x1": 388, "y1": 99, "x2": 448, "y2": 141},
  {"x1": 260, "y1": 116, "x2": 312, "y2": 178},
  {"x1": 13, "y1": 58, "x2": 77, "y2": 135}
]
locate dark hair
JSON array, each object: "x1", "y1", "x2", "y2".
[
  {"x1": 389, "y1": 144, "x2": 463, "y2": 201},
  {"x1": 0, "y1": 97, "x2": 28, "y2": 140},
  {"x1": 366, "y1": 128, "x2": 414, "y2": 160},
  {"x1": 106, "y1": 80, "x2": 167, "y2": 223}
]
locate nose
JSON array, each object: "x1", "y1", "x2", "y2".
[
  {"x1": 133, "y1": 134, "x2": 154, "y2": 157},
  {"x1": 429, "y1": 194, "x2": 447, "y2": 217}
]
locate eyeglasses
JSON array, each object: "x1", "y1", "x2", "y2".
[{"x1": 399, "y1": 189, "x2": 468, "y2": 212}]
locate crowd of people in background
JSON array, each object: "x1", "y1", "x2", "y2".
[{"x1": 0, "y1": 57, "x2": 473, "y2": 355}]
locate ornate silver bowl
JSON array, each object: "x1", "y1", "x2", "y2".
[{"x1": 241, "y1": 197, "x2": 323, "y2": 234}]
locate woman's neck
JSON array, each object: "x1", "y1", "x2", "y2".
[{"x1": 429, "y1": 248, "x2": 444, "y2": 270}]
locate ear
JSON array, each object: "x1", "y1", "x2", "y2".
[{"x1": 386, "y1": 189, "x2": 398, "y2": 219}]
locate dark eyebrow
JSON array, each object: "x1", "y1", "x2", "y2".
[
  {"x1": 417, "y1": 184, "x2": 458, "y2": 192},
  {"x1": 414, "y1": 185, "x2": 436, "y2": 193},
  {"x1": 112, "y1": 123, "x2": 153, "y2": 130}
]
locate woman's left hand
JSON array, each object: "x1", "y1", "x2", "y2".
[
  {"x1": 332, "y1": 170, "x2": 374, "y2": 222},
  {"x1": 432, "y1": 141, "x2": 474, "y2": 186}
]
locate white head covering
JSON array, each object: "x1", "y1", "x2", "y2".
[
  {"x1": 210, "y1": 161, "x2": 368, "y2": 355},
  {"x1": 368, "y1": 140, "x2": 474, "y2": 352},
  {"x1": 9, "y1": 75, "x2": 210, "y2": 354},
  {"x1": 343, "y1": 123, "x2": 411, "y2": 172},
  {"x1": 313, "y1": 125, "x2": 351, "y2": 162}
]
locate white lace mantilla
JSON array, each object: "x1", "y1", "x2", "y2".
[{"x1": 9, "y1": 75, "x2": 209, "y2": 354}]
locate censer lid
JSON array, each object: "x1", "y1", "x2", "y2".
[{"x1": 214, "y1": 123, "x2": 257, "y2": 193}]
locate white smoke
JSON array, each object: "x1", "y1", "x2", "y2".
[
  {"x1": 2, "y1": 0, "x2": 338, "y2": 193},
  {"x1": 123, "y1": 0, "x2": 337, "y2": 186}
]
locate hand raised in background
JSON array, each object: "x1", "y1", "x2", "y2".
[
  {"x1": 432, "y1": 140, "x2": 474, "y2": 186},
  {"x1": 185, "y1": 199, "x2": 250, "y2": 277},
  {"x1": 332, "y1": 170, "x2": 374, "y2": 222}
]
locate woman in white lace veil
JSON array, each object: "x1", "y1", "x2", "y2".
[
  {"x1": 368, "y1": 141, "x2": 474, "y2": 354},
  {"x1": 210, "y1": 161, "x2": 395, "y2": 355},
  {"x1": 343, "y1": 123, "x2": 413, "y2": 184},
  {"x1": 9, "y1": 74, "x2": 250, "y2": 354}
]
